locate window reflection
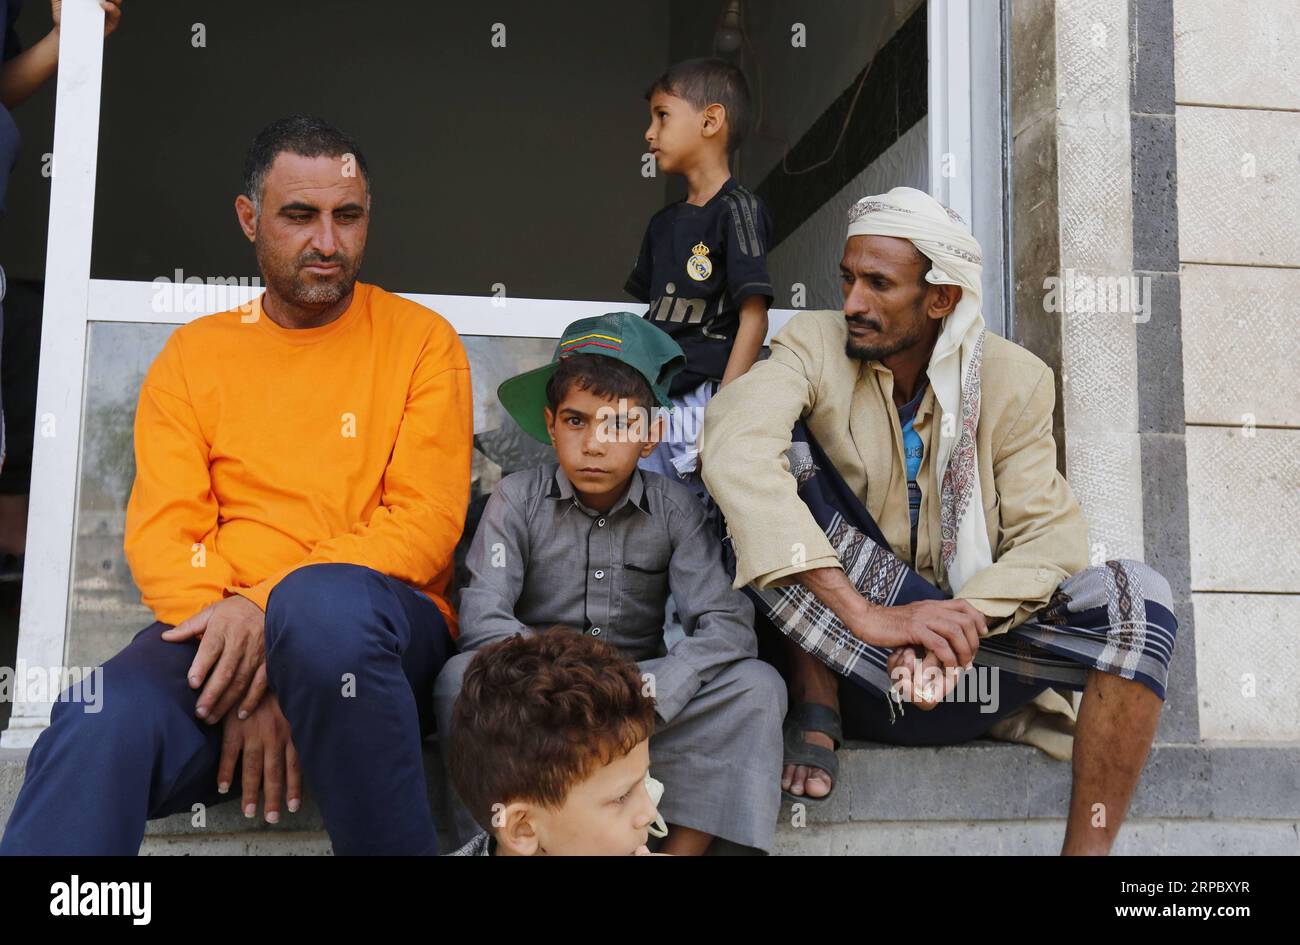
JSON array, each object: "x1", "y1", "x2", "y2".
[{"x1": 69, "y1": 322, "x2": 557, "y2": 667}]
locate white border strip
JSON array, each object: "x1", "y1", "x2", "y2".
[
  {"x1": 928, "y1": 0, "x2": 974, "y2": 228},
  {"x1": 87, "y1": 278, "x2": 803, "y2": 341},
  {"x1": 3, "y1": 0, "x2": 105, "y2": 749}
]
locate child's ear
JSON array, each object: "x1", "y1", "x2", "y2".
[
  {"x1": 701, "y1": 103, "x2": 726, "y2": 139},
  {"x1": 639, "y1": 410, "x2": 664, "y2": 459},
  {"x1": 495, "y1": 802, "x2": 540, "y2": 857},
  {"x1": 644, "y1": 413, "x2": 665, "y2": 460},
  {"x1": 543, "y1": 406, "x2": 556, "y2": 441}
]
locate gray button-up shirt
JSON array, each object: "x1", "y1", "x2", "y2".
[{"x1": 457, "y1": 463, "x2": 756, "y2": 723}]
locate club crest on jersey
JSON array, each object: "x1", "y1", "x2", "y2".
[{"x1": 686, "y1": 242, "x2": 713, "y2": 281}]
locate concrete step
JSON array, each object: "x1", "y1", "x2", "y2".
[
  {"x1": 772, "y1": 818, "x2": 1300, "y2": 855},
  {"x1": 130, "y1": 818, "x2": 1300, "y2": 856},
  {"x1": 4, "y1": 740, "x2": 1298, "y2": 855}
]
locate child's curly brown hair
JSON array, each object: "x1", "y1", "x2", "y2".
[{"x1": 447, "y1": 629, "x2": 657, "y2": 831}]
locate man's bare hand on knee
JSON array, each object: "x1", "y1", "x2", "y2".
[
  {"x1": 801, "y1": 568, "x2": 987, "y2": 670},
  {"x1": 161, "y1": 595, "x2": 268, "y2": 724},
  {"x1": 865, "y1": 598, "x2": 987, "y2": 670},
  {"x1": 218, "y1": 692, "x2": 302, "y2": 823}
]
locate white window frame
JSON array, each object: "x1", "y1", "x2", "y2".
[
  {"x1": 3, "y1": 0, "x2": 997, "y2": 746},
  {"x1": 931, "y1": 0, "x2": 1010, "y2": 338}
]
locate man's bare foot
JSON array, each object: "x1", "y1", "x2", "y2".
[
  {"x1": 781, "y1": 727, "x2": 835, "y2": 798},
  {"x1": 781, "y1": 635, "x2": 842, "y2": 799}
]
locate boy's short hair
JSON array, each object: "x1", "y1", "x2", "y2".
[
  {"x1": 448, "y1": 630, "x2": 657, "y2": 831},
  {"x1": 645, "y1": 57, "x2": 752, "y2": 154},
  {"x1": 545, "y1": 352, "x2": 654, "y2": 414}
]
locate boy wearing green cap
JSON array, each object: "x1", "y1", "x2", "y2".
[{"x1": 433, "y1": 312, "x2": 785, "y2": 855}]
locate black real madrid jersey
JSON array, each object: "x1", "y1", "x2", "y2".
[{"x1": 624, "y1": 177, "x2": 774, "y2": 396}]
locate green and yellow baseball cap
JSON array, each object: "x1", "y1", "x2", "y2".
[{"x1": 498, "y1": 312, "x2": 686, "y2": 445}]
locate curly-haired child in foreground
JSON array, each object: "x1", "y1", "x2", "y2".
[{"x1": 445, "y1": 630, "x2": 667, "y2": 856}]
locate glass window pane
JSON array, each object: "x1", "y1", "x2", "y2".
[{"x1": 68, "y1": 322, "x2": 557, "y2": 666}]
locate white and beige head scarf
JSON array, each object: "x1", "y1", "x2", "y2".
[{"x1": 845, "y1": 186, "x2": 992, "y2": 593}]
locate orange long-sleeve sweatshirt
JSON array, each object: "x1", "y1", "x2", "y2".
[{"x1": 123, "y1": 282, "x2": 473, "y2": 636}]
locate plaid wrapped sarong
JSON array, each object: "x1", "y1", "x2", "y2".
[{"x1": 725, "y1": 421, "x2": 1178, "y2": 702}]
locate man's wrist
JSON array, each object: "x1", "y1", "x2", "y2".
[
  {"x1": 798, "y1": 566, "x2": 883, "y2": 641},
  {"x1": 232, "y1": 591, "x2": 266, "y2": 613},
  {"x1": 842, "y1": 596, "x2": 886, "y2": 645}
]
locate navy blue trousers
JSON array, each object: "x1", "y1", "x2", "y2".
[{"x1": 0, "y1": 563, "x2": 453, "y2": 856}]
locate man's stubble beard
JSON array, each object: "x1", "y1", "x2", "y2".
[
  {"x1": 254, "y1": 231, "x2": 363, "y2": 308},
  {"x1": 292, "y1": 272, "x2": 356, "y2": 306},
  {"x1": 844, "y1": 295, "x2": 930, "y2": 362}
]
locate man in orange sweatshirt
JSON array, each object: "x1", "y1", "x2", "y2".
[{"x1": 0, "y1": 116, "x2": 472, "y2": 856}]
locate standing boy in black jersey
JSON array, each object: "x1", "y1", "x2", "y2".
[{"x1": 626, "y1": 58, "x2": 773, "y2": 503}]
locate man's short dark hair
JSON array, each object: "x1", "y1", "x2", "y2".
[
  {"x1": 912, "y1": 243, "x2": 932, "y2": 288},
  {"x1": 645, "y1": 58, "x2": 752, "y2": 154},
  {"x1": 448, "y1": 631, "x2": 657, "y2": 831},
  {"x1": 241, "y1": 115, "x2": 370, "y2": 211},
  {"x1": 545, "y1": 352, "x2": 654, "y2": 414}
]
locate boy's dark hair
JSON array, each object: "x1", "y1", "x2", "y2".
[
  {"x1": 645, "y1": 58, "x2": 752, "y2": 154},
  {"x1": 448, "y1": 630, "x2": 657, "y2": 831},
  {"x1": 545, "y1": 352, "x2": 654, "y2": 414},
  {"x1": 242, "y1": 114, "x2": 370, "y2": 211}
]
